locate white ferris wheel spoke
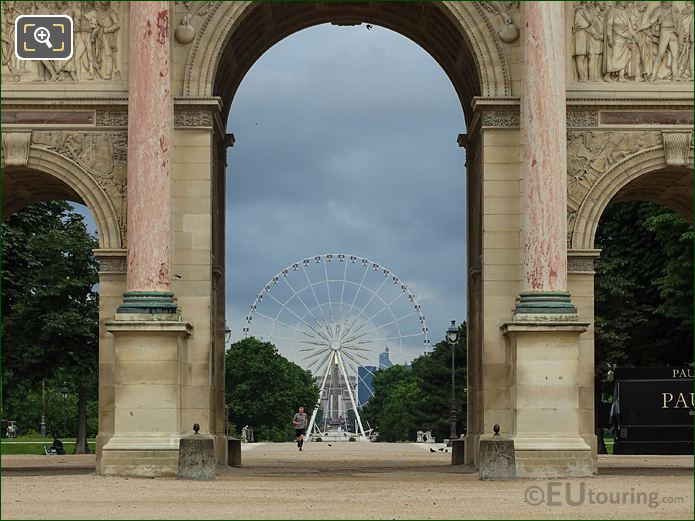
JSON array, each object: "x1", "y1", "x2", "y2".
[
  {"x1": 282, "y1": 275, "x2": 332, "y2": 339},
  {"x1": 300, "y1": 262, "x2": 333, "y2": 338},
  {"x1": 263, "y1": 290, "x2": 332, "y2": 343}
]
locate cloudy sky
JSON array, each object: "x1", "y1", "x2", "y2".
[{"x1": 225, "y1": 23, "x2": 468, "y2": 360}]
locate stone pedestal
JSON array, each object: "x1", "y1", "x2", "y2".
[
  {"x1": 100, "y1": 316, "x2": 192, "y2": 477},
  {"x1": 503, "y1": 322, "x2": 593, "y2": 477},
  {"x1": 178, "y1": 434, "x2": 216, "y2": 480},
  {"x1": 478, "y1": 436, "x2": 516, "y2": 480},
  {"x1": 227, "y1": 437, "x2": 242, "y2": 467},
  {"x1": 451, "y1": 438, "x2": 466, "y2": 465}
]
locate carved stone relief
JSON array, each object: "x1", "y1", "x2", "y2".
[
  {"x1": 567, "y1": 130, "x2": 663, "y2": 210},
  {"x1": 479, "y1": 2, "x2": 520, "y2": 43},
  {"x1": 95, "y1": 109, "x2": 127, "y2": 127},
  {"x1": 1, "y1": 1, "x2": 122, "y2": 82},
  {"x1": 174, "y1": 1, "x2": 216, "y2": 45},
  {"x1": 567, "y1": 108, "x2": 599, "y2": 128},
  {"x1": 567, "y1": 253, "x2": 599, "y2": 273},
  {"x1": 571, "y1": 1, "x2": 694, "y2": 82},
  {"x1": 95, "y1": 251, "x2": 127, "y2": 273},
  {"x1": 174, "y1": 109, "x2": 214, "y2": 128},
  {"x1": 31, "y1": 130, "x2": 128, "y2": 244},
  {"x1": 662, "y1": 130, "x2": 693, "y2": 165},
  {"x1": 480, "y1": 107, "x2": 520, "y2": 127}
]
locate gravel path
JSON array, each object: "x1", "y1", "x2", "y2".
[{"x1": 2, "y1": 443, "x2": 692, "y2": 519}]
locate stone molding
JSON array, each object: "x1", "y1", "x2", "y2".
[
  {"x1": 567, "y1": 249, "x2": 601, "y2": 274},
  {"x1": 94, "y1": 248, "x2": 127, "y2": 274}
]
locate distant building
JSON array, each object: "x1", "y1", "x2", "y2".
[
  {"x1": 379, "y1": 346, "x2": 393, "y2": 369},
  {"x1": 357, "y1": 365, "x2": 377, "y2": 406}
]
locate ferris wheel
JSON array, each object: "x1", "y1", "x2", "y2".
[{"x1": 243, "y1": 253, "x2": 430, "y2": 441}]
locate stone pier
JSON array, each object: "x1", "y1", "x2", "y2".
[
  {"x1": 502, "y1": 1, "x2": 592, "y2": 478},
  {"x1": 100, "y1": 1, "x2": 192, "y2": 477}
]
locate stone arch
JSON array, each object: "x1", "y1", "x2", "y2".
[
  {"x1": 571, "y1": 146, "x2": 695, "y2": 250},
  {"x1": 183, "y1": 1, "x2": 511, "y2": 120},
  {"x1": 2, "y1": 146, "x2": 123, "y2": 250}
]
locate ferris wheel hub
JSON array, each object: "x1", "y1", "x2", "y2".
[{"x1": 330, "y1": 340, "x2": 341, "y2": 351}]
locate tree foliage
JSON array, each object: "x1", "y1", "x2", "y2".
[
  {"x1": 2, "y1": 202, "x2": 99, "y2": 444},
  {"x1": 594, "y1": 202, "x2": 693, "y2": 377},
  {"x1": 225, "y1": 337, "x2": 319, "y2": 442},
  {"x1": 362, "y1": 323, "x2": 467, "y2": 442}
]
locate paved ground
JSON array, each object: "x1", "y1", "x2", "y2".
[{"x1": 1, "y1": 443, "x2": 693, "y2": 519}]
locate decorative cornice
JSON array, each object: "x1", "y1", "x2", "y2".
[
  {"x1": 93, "y1": 249, "x2": 127, "y2": 274},
  {"x1": 567, "y1": 109, "x2": 598, "y2": 128},
  {"x1": 567, "y1": 249, "x2": 601, "y2": 274},
  {"x1": 95, "y1": 110, "x2": 128, "y2": 127},
  {"x1": 174, "y1": 109, "x2": 214, "y2": 128}
]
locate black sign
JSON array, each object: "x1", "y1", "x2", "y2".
[{"x1": 612, "y1": 367, "x2": 694, "y2": 455}]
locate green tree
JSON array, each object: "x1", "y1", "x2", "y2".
[
  {"x1": 2, "y1": 202, "x2": 99, "y2": 450},
  {"x1": 362, "y1": 322, "x2": 467, "y2": 441},
  {"x1": 411, "y1": 322, "x2": 467, "y2": 437},
  {"x1": 225, "y1": 337, "x2": 319, "y2": 441},
  {"x1": 361, "y1": 364, "x2": 424, "y2": 442},
  {"x1": 594, "y1": 202, "x2": 693, "y2": 379}
]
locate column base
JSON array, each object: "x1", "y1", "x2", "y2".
[
  {"x1": 513, "y1": 291, "x2": 577, "y2": 320},
  {"x1": 514, "y1": 435, "x2": 593, "y2": 477},
  {"x1": 117, "y1": 291, "x2": 178, "y2": 314},
  {"x1": 100, "y1": 435, "x2": 181, "y2": 477}
]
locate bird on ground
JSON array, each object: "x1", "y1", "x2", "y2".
[{"x1": 429, "y1": 448, "x2": 436, "y2": 453}]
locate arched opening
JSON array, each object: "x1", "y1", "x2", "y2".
[
  {"x1": 2, "y1": 155, "x2": 124, "y2": 465},
  {"x1": 1, "y1": 173, "x2": 101, "y2": 456},
  {"x1": 209, "y1": 1, "x2": 491, "y2": 463},
  {"x1": 590, "y1": 170, "x2": 694, "y2": 456}
]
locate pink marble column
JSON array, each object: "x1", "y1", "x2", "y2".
[
  {"x1": 125, "y1": 2, "x2": 173, "y2": 299},
  {"x1": 521, "y1": 1, "x2": 568, "y2": 294}
]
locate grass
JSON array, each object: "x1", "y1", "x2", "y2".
[{"x1": 1, "y1": 436, "x2": 96, "y2": 455}]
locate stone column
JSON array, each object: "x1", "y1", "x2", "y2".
[
  {"x1": 515, "y1": 0, "x2": 575, "y2": 317},
  {"x1": 502, "y1": 2, "x2": 592, "y2": 478},
  {"x1": 102, "y1": 3, "x2": 191, "y2": 477},
  {"x1": 118, "y1": 0, "x2": 176, "y2": 314}
]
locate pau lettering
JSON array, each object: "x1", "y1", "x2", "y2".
[
  {"x1": 672, "y1": 368, "x2": 694, "y2": 378},
  {"x1": 661, "y1": 392, "x2": 695, "y2": 409}
]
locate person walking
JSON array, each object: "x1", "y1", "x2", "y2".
[{"x1": 293, "y1": 407, "x2": 308, "y2": 451}]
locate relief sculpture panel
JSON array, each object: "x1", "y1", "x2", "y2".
[
  {"x1": 1, "y1": 1, "x2": 122, "y2": 82},
  {"x1": 571, "y1": 1, "x2": 694, "y2": 82},
  {"x1": 32, "y1": 130, "x2": 127, "y2": 244},
  {"x1": 566, "y1": 129, "x2": 663, "y2": 240}
]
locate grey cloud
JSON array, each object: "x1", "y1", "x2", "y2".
[{"x1": 226, "y1": 23, "x2": 468, "y2": 352}]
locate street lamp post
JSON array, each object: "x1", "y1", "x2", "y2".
[
  {"x1": 61, "y1": 382, "x2": 69, "y2": 438},
  {"x1": 446, "y1": 320, "x2": 460, "y2": 441},
  {"x1": 40, "y1": 379, "x2": 47, "y2": 439}
]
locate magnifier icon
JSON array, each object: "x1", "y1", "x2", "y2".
[{"x1": 34, "y1": 26, "x2": 53, "y2": 49}]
